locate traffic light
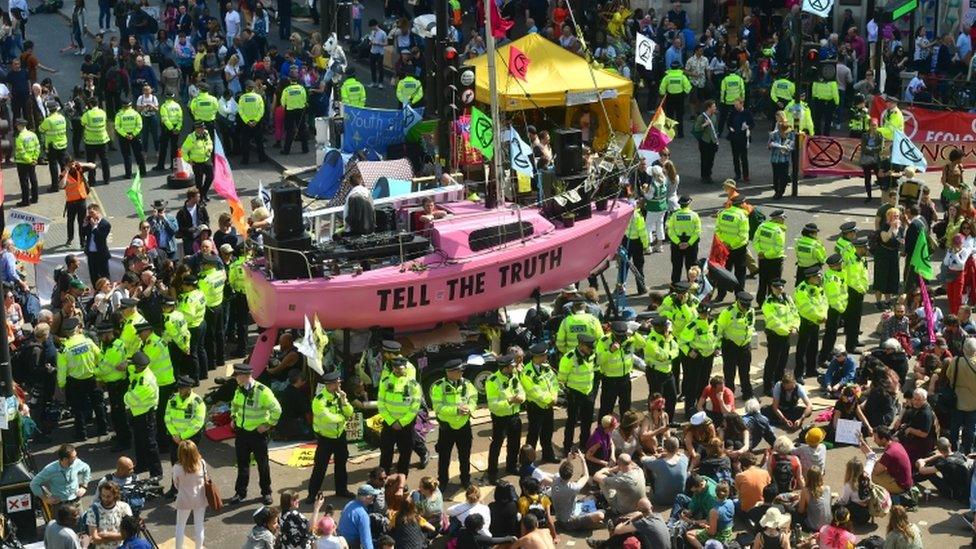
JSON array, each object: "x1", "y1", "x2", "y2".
[
  {"x1": 804, "y1": 48, "x2": 820, "y2": 81},
  {"x1": 442, "y1": 46, "x2": 461, "y2": 116},
  {"x1": 819, "y1": 59, "x2": 837, "y2": 81}
]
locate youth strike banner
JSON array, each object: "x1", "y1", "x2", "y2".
[
  {"x1": 801, "y1": 136, "x2": 976, "y2": 176},
  {"x1": 870, "y1": 96, "x2": 976, "y2": 141}
]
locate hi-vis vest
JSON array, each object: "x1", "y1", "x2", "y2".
[{"x1": 311, "y1": 388, "x2": 354, "y2": 438}]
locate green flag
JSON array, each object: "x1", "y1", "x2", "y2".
[
  {"x1": 910, "y1": 227, "x2": 934, "y2": 280},
  {"x1": 469, "y1": 106, "x2": 494, "y2": 160},
  {"x1": 127, "y1": 172, "x2": 146, "y2": 222}
]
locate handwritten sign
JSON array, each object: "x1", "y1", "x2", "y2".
[
  {"x1": 5, "y1": 210, "x2": 50, "y2": 264},
  {"x1": 286, "y1": 444, "x2": 318, "y2": 468},
  {"x1": 835, "y1": 419, "x2": 863, "y2": 445},
  {"x1": 346, "y1": 412, "x2": 364, "y2": 442}
]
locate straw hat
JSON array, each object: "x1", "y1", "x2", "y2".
[{"x1": 759, "y1": 507, "x2": 791, "y2": 529}]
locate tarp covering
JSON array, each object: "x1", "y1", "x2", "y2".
[
  {"x1": 326, "y1": 158, "x2": 415, "y2": 207},
  {"x1": 305, "y1": 149, "x2": 345, "y2": 199}
]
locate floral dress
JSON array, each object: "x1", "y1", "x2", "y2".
[{"x1": 279, "y1": 509, "x2": 310, "y2": 549}]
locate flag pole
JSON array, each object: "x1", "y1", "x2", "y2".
[{"x1": 483, "y1": 0, "x2": 505, "y2": 210}]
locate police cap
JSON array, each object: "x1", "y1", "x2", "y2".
[
  {"x1": 528, "y1": 342, "x2": 548, "y2": 356},
  {"x1": 650, "y1": 315, "x2": 667, "y2": 327},
  {"x1": 826, "y1": 253, "x2": 843, "y2": 266},
  {"x1": 120, "y1": 298, "x2": 139, "y2": 308},
  {"x1": 804, "y1": 266, "x2": 822, "y2": 278},
  {"x1": 853, "y1": 236, "x2": 869, "y2": 247},
  {"x1": 803, "y1": 223, "x2": 819, "y2": 233},
  {"x1": 678, "y1": 195, "x2": 692, "y2": 206},
  {"x1": 496, "y1": 354, "x2": 515, "y2": 367},
  {"x1": 203, "y1": 254, "x2": 222, "y2": 266},
  {"x1": 46, "y1": 100, "x2": 59, "y2": 111},
  {"x1": 769, "y1": 210, "x2": 786, "y2": 220},
  {"x1": 160, "y1": 296, "x2": 177, "y2": 306},
  {"x1": 182, "y1": 274, "x2": 198, "y2": 284},
  {"x1": 577, "y1": 334, "x2": 596, "y2": 345},
  {"x1": 671, "y1": 281, "x2": 691, "y2": 293},
  {"x1": 382, "y1": 340, "x2": 401, "y2": 352},
  {"x1": 122, "y1": 98, "x2": 132, "y2": 106},
  {"x1": 736, "y1": 291, "x2": 754, "y2": 303},
  {"x1": 444, "y1": 359, "x2": 464, "y2": 371},
  {"x1": 14, "y1": 118, "x2": 26, "y2": 126},
  {"x1": 177, "y1": 375, "x2": 196, "y2": 388},
  {"x1": 233, "y1": 363, "x2": 253, "y2": 375},
  {"x1": 130, "y1": 351, "x2": 151, "y2": 367},
  {"x1": 770, "y1": 278, "x2": 787, "y2": 287},
  {"x1": 697, "y1": 302, "x2": 712, "y2": 312},
  {"x1": 611, "y1": 321, "x2": 629, "y2": 335},
  {"x1": 134, "y1": 321, "x2": 153, "y2": 332},
  {"x1": 96, "y1": 322, "x2": 115, "y2": 333},
  {"x1": 62, "y1": 317, "x2": 81, "y2": 332},
  {"x1": 840, "y1": 221, "x2": 857, "y2": 233},
  {"x1": 323, "y1": 370, "x2": 341, "y2": 383},
  {"x1": 391, "y1": 356, "x2": 408, "y2": 366},
  {"x1": 193, "y1": 121, "x2": 206, "y2": 129}
]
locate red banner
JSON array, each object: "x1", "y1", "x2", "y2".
[
  {"x1": 870, "y1": 96, "x2": 976, "y2": 142},
  {"x1": 801, "y1": 136, "x2": 976, "y2": 176}
]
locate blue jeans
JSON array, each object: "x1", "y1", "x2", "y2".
[
  {"x1": 98, "y1": 0, "x2": 111, "y2": 28},
  {"x1": 72, "y1": 20, "x2": 84, "y2": 49},
  {"x1": 352, "y1": 18, "x2": 362, "y2": 41},
  {"x1": 670, "y1": 493, "x2": 692, "y2": 521},
  {"x1": 950, "y1": 409, "x2": 976, "y2": 453},
  {"x1": 141, "y1": 114, "x2": 159, "y2": 151}
]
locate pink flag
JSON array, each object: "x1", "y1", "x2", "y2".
[
  {"x1": 508, "y1": 45, "x2": 529, "y2": 80},
  {"x1": 489, "y1": 0, "x2": 513, "y2": 39},
  {"x1": 919, "y1": 276, "x2": 936, "y2": 345},
  {"x1": 211, "y1": 134, "x2": 248, "y2": 234}
]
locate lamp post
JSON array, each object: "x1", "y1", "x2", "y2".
[{"x1": 0, "y1": 319, "x2": 35, "y2": 542}]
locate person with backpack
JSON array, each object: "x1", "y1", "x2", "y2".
[
  {"x1": 767, "y1": 435, "x2": 804, "y2": 495},
  {"x1": 516, "y1": 477, "x2": 557, "y2": 544},
  {"x1": 86, "y1": 481, "x2": 133, "y2": 549}
]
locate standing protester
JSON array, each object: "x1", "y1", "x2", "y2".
[
  {"x1": 228, "y1": 363, "x2": 282, "y2": 506},
  {"x1": 59, "y1": 160, "x2": 92, "y2": 249},
  {"x1": 82, "y1": 203, "x2": 111, "y2": 283},
  {"x1": 172, "y1": 440, "x2": 208, "y2": 549},
  {"x1": 768, "y1": 121, "x2": 794, "y2": 199},
  {"x1": 666, "y1": 195, "x2": 701, "y2": 284},
  {"x1": 13, "y1": 117, "x2": 39, "y2": 206},
  {"x1": 306, "y1": 371, "x2": 355, "y2": 502},
  {"x1": 726, "y1": 99, "x2": 754, "y2": 182},
  {"x1": 693, "y1": 100, "x2": 719, "y2": 184},
  {"x1": 39, "y1": 101, "x2": 68, "y2": 193},
  {"x1": 485, "y1": 354, "x2": 525, "y2": 482},
  {"x1": 125, "y1": 350, "x2": 163, "y2": 478},
  {"x1": 429, "y1": 358, "x2": 478, "y2": 489}
]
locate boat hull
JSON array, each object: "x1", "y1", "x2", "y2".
[{"x1": 243, "y1": 202, "x2": 633, "y2": 330}]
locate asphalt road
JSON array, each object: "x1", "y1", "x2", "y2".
[{"x1": 4, "y1": 5, "x2": 974, "y2": 548}]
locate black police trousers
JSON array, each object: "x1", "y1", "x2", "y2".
[
  {"x1": 118, "y1": 136, "x2": 146, "y2": 177},
  {"x1": 598, "y1": 375, "x2": 631, "y2": 419},
  {"x1": 188, "y1": 322, "x2": 208, "y2": 381},
  {"x1": 756, "y1": 257, "x2": 783, "y2": 306},
  {"x1": 819, "y1": 307, "x2": 843, "y2": 364},
  {"x1": 845, "y1": 290, "x2": 865, "y2": 352},
  {"x1": 716, "y1": 246, "x2": 747, "y2": 301},
  {"x1": 796, "y1": 318, "x2": 821, "y2": 378},
  {"x1": 721, "y1": 339, "x2": 753, "y2": 399},
  {"x1": 487, "y1": 413, "x2": 521, "y2": 477},
  {"x1": 156, "y1": 383, "x2": 176, "y2": 452},
  {"x1": 682, "y1": 352, "x2": 715, "y2": 416},
  {"x1": 525, "y1": 402, "x2": 555, "y2": 461},
  {"x1": 155, "y1": 128, "x2": 180, "y2": 170},
  {"x1": 562, "y1": 387, "x2": 595, "y2": 454},
  {"x1": 169, "y1": 341, "x2": 193, "y2": 380},
  {"x1": 240, "y1": 121, "x2": 267, "y2": 164},
  {"x1": 47, "y1": 146, "x2": 67, "y2": 193},
  {"x1": 131, "y1": 410, "x2": 163, "y2": 478},
  {"x1": 282, "y1": 109, "x2": 308, "y2": 154},
  {"x1": 764, "y1": 331, "x2": 791, "y2": 395},
  {"x1": 106, "y1": 378, "x2": 130, "y2": 447},
  {"x1": 191, "y1": 162, "x2": 214, "y2": 201},
  {"x1": 84, "y1": 142, "x2": 110, "y2": 186},
  {"x1": 168, "y1": 431, "x2": 202, "y2": 464},
  {"x1": 380, "y1": 418, "x2": 415, "y2": 475},
  {"x1": 235, "y1": 428, "x2": 272, "y2": 497},
  {"x1": 308, "y1": 432, "x2": 350, "y2": 497},
  {"x1": 670, "y1": 241, "x2": 699, "y2": 284},
  {"x1": 15, "y1": 163, "x2": 37, "y2": 204},
  {"x1": 65, "y1": 376, "x2": 107, "y2": 439},
  {"x1": 647, "y1": 368, "x2": 678, "y2": 420},
  {"x1": 204, "y1": 305, "x2": 225, "y2": 369},
  {"x1": 436, "y1": 422, "x2": 472, "y2": 488}
]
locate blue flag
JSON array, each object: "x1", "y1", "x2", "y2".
[
  {"x1": 890, "y1": 130, "x2": 928, "y2": 171},
  {"x1": 343, "y1": 105, "x2": 425, "y2": 154},
  {"x1": 509, "y1": 130, "x2": 535, "y2": 177},
  {"x1": 402, "y1": 105, "x2": 422, "y2": 136}
]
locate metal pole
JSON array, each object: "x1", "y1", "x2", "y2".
[
  {"x1": 435, "y1": 0, "x2": 451, "y2": 168},
  {"x1": 483, "y1": 0, "x2": 506, "y2": 209},
  {"x1": 0, "y1": 319, "x2": 18, "y2": 467},
  {"x1": 791, "y1": 10, "x2": 801, "y2": 197}
]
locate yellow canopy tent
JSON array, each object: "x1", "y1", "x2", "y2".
[{"x1": 468, "y1": 33, "x2": 634, "y2": 150}]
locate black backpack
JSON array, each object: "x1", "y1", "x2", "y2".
[{"x1": 770, "y1": 454, "x2": 795, "y2": 494}]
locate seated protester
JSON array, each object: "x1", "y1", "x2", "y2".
[
  {"x1": 445, "y1": 485, "x2": 490, "y2": 535},
  {"x1": 891, "y1": 387, "x2": 937, "y2": 464},
  {"x1": 820, "y1": 346, "x2": 857, "y2": 397},
  {"x1": 746, "y1": 485, "x2": 782, "y2": 533},
  {"x1": 516, "y1": 477, "x2": 557, "y2": 542},
  {"x1": 514, "y1": 513, "x2": 556, "y2": 547},
  {"x1": 551, "y1": 449, "x2": 604, "y2": 531},
  {"x1": 639, "y1": 394, "x2": 671, "y2": 454},
  {"x1": 884, "y1": 505, "x2": 923, "y2": 549},
  {"x1": 613, "y1": 410, "x2": 644, "y2": 458},
  {"x1": 456, "y1": 513, "x2": 516, "y2": 549},
  {"x1": 792, "y1": 427, "x2": 827, "y2": 475},
  {"x1": 855, "y1": 352, "x2": 888, "y2": 388},
  {"x1": 879, "y1": 338, "x2": 910, "y2": 383},
  {"x1": 796, "y1": 466, "x2": 832, "y2": 532},
  {"x1": 279, "y1": 491, "x2": 311, "y2": 549},
  {"x1": 836, "y1": 457, "x2": 873, "y2": 525},
  {"x1": 594, "y1": 454, "x2": 647, "y2": 517},
  {"x1": 585, "y1": 415, "x2": 617, "y2": 475},
  {"x1": 685, "y1": 481, "x2": 735, "y2": 548},
  {"x1": 684, "y1": 412, "x2": 718, "y2": 467},
  {"x1": 720, "y1": 412, "x2": 750, "y2": 460},
  {"x1": 593, "y1": 498, "x2": 670, "y2": 549},
  {"x1": 742, "y1": 398, "x2": 776, "y2": 450},
  {"x1": 389, "y1": 499, "x2": 436, "y2": 549},
  {"x1": 828, "y1": 385, "x2": 873, "y2": 444},
  {"x1": 958, "y1": 305, "x2": 976, "y2": 333},
  {"x1": 734, "y1": 452, "x2": 772, "y2": 514},
  {"x1": 943, "y1": 314, "x2": 968, "y2": 356},
  {"x1": 488, "y1": 480, "x2": 520, "y2": 539},
  {"x1": 641, "y1": 436, "x2": 689, "y2": 508},
  {"x1": 863, "y1": 367, "x2": 901, "y2": 429},
  {"x1": 696, "y1": 375, "x2": 735, "y2": 424},
  {"x1": 753, "y1": 507, "x2": 792, "y2": 549},
  {"x1": 696, "y1": 437, "x2": 733, "y2": 486},
  {"x1": 761, "y1": 373, "x2": 812, "y2": 431},
  {"x1": 915, "y1": 436, "x2": 970, "y2": 502},
  {"x1": 518, "y1": 445, "x2": 553, "y2": 487},
  {"x1": 818, "y1": 507, "x2": 858, "y2": 549},
  {"x1": 274, "y1": 369, "x2": 312, "y2": 440},
  {"x1": 767, "y1": 435, "x2": 805, "y2": 495},
  {"x1": 258, "y1": 332, "x2": 304, "y2": 386},
  {"x1": 860, "y1": 426, "x2": 914, "y2": 504},
  {"x1": 384, "y1": 476, "x2": 407, "y2": 515},
  {"x1": 904, "y1": 352, "x2": 939, "y2": 398},
  {"x1": 671, "y1": 474, "x2": 717, "y2": 523},
  {"x1": 410, "y1": 479, "x2": 444, "y2": 527}
]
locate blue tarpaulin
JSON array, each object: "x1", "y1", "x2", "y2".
[
  {"x1": 371, "y1": 177, "x2": 413, "y2": 199},
  {"x1": 305, "y1": 149, "x2": 345, "y2": 198}
]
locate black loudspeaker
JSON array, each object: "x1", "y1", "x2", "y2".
[
  {"x1": 374, "y1": 205, "x2": 397, "y2": 232},
  {"x1": 266, "y1": 234, "x2": 314, "y2": 280},
  {"x1": 552, "y1": 128, "x2": 583, "y2": 177},
  {"x1": 561, "y1": 173, "x2": 592, "y2": 221},
  {"x1": 270, "y1": 183, "x2": 304, "y2": 239}
]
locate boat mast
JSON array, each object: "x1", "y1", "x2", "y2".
[{"x1": 483, "y1": 0, "x2": 505, "y2": 208}]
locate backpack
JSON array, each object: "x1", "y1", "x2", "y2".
[
  {"x1": 866, "y1": 482, "x2": 891, "y2": 518},
  {"x1": 857, "y1": 535, "x2": 885, "y2": 549},
  {"x1": 939, "y1": 453, "x2": 972, "y2": 502},
  {"x1": 77, "y1": 503, "x2": 100, "y2": 534},
  {"x1": 10, "y1": 340, "x2": 39, "y2": 384},
  {"x1": 770, "y1": 454, "x2": 795, "y2": 495}
]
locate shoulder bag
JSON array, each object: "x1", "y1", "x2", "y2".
[{"x1": 202, "y1": 461, "x2": 223, "y2": 512}]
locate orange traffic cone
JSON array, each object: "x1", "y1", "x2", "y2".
[
  {"x1": 167, "y1": 149, "x2": 194, "y2": 190},
  {"x1": 174, "y1": 149, "x2": 191, "y2": 179}
]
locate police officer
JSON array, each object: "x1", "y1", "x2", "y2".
[
  {"x1": 57, "y1": 317, "x2": 107, "y2": 441},
  {"x1": 717, "y1": 291, "x2": 756, "y2": 399},
  {"x1": 199, "y1": 255, "x2": 226, "y2": 370},
  {"x1": 238, "y1": 81, "x2": 267, "y2": 164},
  {"x1": 835, "y1": 222, "x2": 857, "y2": 263},
  {"x1": 189, "y1": 83, "x2": 219, "y2": 143},
  {"x1": 81, "y1": 97, "x2": 111, "y2": 187},
  {"x1": 485, "y1": 354, "x2": 524, "y2": 481},
  {"x1": 181, "y1": 122, "x2": 214, "y2": 202},
  {"x1": 558, "y1": 333, "x2": 596, "y2": 454},
  {"x1": 125, "y1": 351, "x2": 163, "y2": 478},
  {"x1": 14, "y1": 118, "x2": 39, "y2": 206},
  {"x1": 679, "y1": 302, "x2": 718, "y2": 416},
  {"x1": 659, "y1": 60, "x2": 691, "y2": 137},
  {"x1": 769, "y1": 70, "x2": 795, "y2": 117},
  {"x1": 596, "y1": 321, "x2": 642, "y2": 418},
  {"x1": 429, "y1": 358, "x2": 478, "y2": 488},
  {"x1": 521, "y1": 343, "x2": 558, "y2": 462},
  {"x1": 378, "y1": 356, "x2": 422, "y2": 475},
  {"x1": 307, "y1": 371, "x2": 355, "y2": 501},
  {"x1": 644, "y1": 314, "x2": 680, "y2": 419},
  {"x1": 228, "y1": 363, "x2": 282, "y2": 506},
  {"x1": 115, "y1": 99, "x2": 146, "y2": 178},
  {"x1": 222, "y1": 244, "x2": 249, "y2": 357},
  {"x1": 665, "y1": 195, "x2": 701, "y2": 283},
  {"x1": 785, "y1": 92, "x2": 815, "y2": 135},
  {"x1": 136, "y1": 321, "x2": 176, "y2": 450},
  {"x1": 161, "y1": 296, "x2": 192, "y2": 378},
  {"x1": 714, "y1": 195, "x2": 750, "y2": 300},
  {"x1": 795, "y1": 267, "x2": 828, "y2": 378},
  {"x1": 848, "y1": 94, "x2": 870, "y2": 138},
  {"x1": 819, "y1": 254, "x2": 848, "y2": 365},
  {"x1": 395, "y1": 69, "x2": 423, "y2": 107},
  {"x1": 752, "y1": 209, "x2": 787, "y2": 305},
  {"x1": 623, "y1": 205, "x2": 649, "y2": 294},
  {"x1": 555, "y1": 300, "x2": 604, "y2": 355},
  {"x1": 118, "y1": 297, "x2": 147, "y2": 357},
  {"x1": 340, "y1": 68, "x2": 367, "y2": 109},
  {"x1": 844, "y1": 237, "x2": 870, "y2": 353},
  {"x1": 96, "y1": 322, "x2": 131, "y2": 450},
  {"x1": 658, "y1": 281, "x2": 698, "y2": 390},
  {"x1": 178, "y1": 274, "x2": 208, "y2": 381},
  {"x1": 280, "y1": 77, "x2": 309, "y2": 155},
  {"x1": 810, "y1": 74, "x2": 840, "y2": 136},
  {"x1": 718, "y1": 70, "x2": 745, "y2": 135},
  {"x1": 879, "y1": 94, "x2": 904, "y2": 139},
  {"x1": 39, "y1": 101, "x2": 68, "y2": 193},
  {"x1": 154, "y1": 92, "x2": 183, "y2": 172},
  {"x1": 163, "y1": 375, "x2": 205, "y2": 467},
  {"x1": 794, "y1": 223, "x2": 827, "y2": 286},
  {"x1": 762, "y1": 279, "x2": 799, "y2": 395}
]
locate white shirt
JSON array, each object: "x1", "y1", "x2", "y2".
[
  {"x1": 369, "y1": 28, "x2": 387, "y2": 55},
  {"x1": 835, "y1": 63, "x2": 853, "y2": 90},
  {"x1": 446, "y1": 502, "x2": 491, "y2": 536},
  {"x1": 905, "y1": 76, "x2": 925, "y2": 101},
  {"x1": 136, "y1": 94, "x2": 158, "y2": 114},
  {"x1": 187, "y1": 203, "x2": 198, "y2": 226},
  {"x1": 343, "y1": 184, "x2": 371, "y2": 222},
  {"x1": 224, "y1": 9, "x2": 241, "y2": 39},
  {"x1": 867, "y1": 19, "x2": 878, "y2": 43}
]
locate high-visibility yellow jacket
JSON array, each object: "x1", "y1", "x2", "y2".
[
  {"x1": 762, "y1": 294, "x2": 800, "y2": 336},
  {"x1": 824, "y1": 268, "x2": 849, "y2": 312},
  {"x1": 485, "y1": 370, "x2": 524, "y2": 416},
  {"x1": 557, "y1": 348, "x2": 595, "y2": 394},
  {"x1": 520, "y1": 361, "x2": 558, "y2": 408},
  {"x1": 57, "y1": 333, "x2": 101, "y2": 388},
  {"x1": 231, "y1": 381, "x2": 282, "y2": 431},
  {"x1": 679, "y1": 317, "x2": 719, "y2": 356},
  {"x1": 795, "y1": 281, "x2": 828, "y2": 323},
  {"x1": 594, "y1": 334, "x2": 642, "y2": 377},
  {"x1": 124, "y1": 366, "x2": 158, "y2": 417},
  {"x1": 555, "y1": 312, "x2": 604, "y2": 354},
  {"x1": 717, "y1": 304, "x2": 755, "y2": 347},
  {"x1": 311, "y1": 388, "x2": 354, "y2": 438},
  {"x1": 753, "y1": 220, "x2": 786, "y2": 259},
  {"x1": 377, "y1": 374, "x2": 422, "y2": 426},
  {"x1": 643, "y1": 330, "x2": 679, "y2": 374},
  {"x1": 666, "y1": 207, "x2": 701, "y2": 245},
  {"x1": 164, "y1": 391, "x2": 206, "y2": 440},
  {"x1": 715, "y1": 206, "x2": 750, "y2": 250},
  {"x1": 429, "y1": 377, "x2": 478, "y2": 429}
]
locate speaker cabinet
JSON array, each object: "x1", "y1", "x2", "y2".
[
  {"x1": 266, "y1": 234, "x2": 314, "y2": 280},
  {"x1": 270, "y1": 183, "x2": 304, "y2": 239},
  {"x1": 552, "y1": 128, "x2": 583, "y2": 177}
]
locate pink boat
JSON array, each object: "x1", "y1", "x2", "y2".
[{"x1": 242, "y1": 199, "x2": 633, "y2": 371}]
